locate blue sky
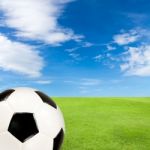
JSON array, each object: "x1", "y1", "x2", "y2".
[{"x1": 0, "y1": 0, "x2": 150, "y2": 96}]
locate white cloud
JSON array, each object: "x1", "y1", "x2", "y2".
[
  {"x1": 64, "y1": 78, "x2": 101, "y2": 94},
  {"x1": 79, "y1": 79, "x2": 102, "y2": 94},
  {"x1": 121, "y1": 45, "x2": 150, "y2": 76},
  {"x1": 106, "y1": 44, "x2": 116, "y2": 50},
  {"x1": 0, "y1": 0, "x2": 82, "y2": 45},
  {"x1": 69, "y1": 53, "x2": 80, "y2": 60},
  {"x1": 82, "y1": 42, "x2": 94, "y2": 47},
  {"x1": 0, "y1": 34, "x2": 44, "y2": 77},
  {"x1": 65, "y1": 42, "x2": 93, "y2": 54},
  {"x1": 64, "y1": 78, "x2": 101, "y2": 86},
  {"x1": 93, "y1": 54, "x2": 102, "y2": 62},
  {"x1": 80, "y1": 78, "x2": 101, "y2": 86},
  {"x1": 65, "y1": 47, "x2": 79, "y2": 52},
  {"x1": 126, "y1": 13, "x2": 148, "y2": 24},
  {"x1": 113, "y1": 29, "x2": 139, "y2": 45},
  {"x1": 35, "y1": 80, "x2": 53, "y2": 84}
]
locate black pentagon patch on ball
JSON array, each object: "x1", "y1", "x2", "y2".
[
  {"x1": 35, "y1": 91, "x2": 57, "y2": 109},
  {"x1": 8, "y1": 113, "x2": 39, "y2": 143},
  {"x1": 0, "y1": 89, "x2": 15, "y2": 102},
  {"x1": 53, "y1": 129, "x2": 64, "y2": 150}
]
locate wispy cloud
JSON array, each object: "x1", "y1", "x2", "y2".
[
  {"x1": 79, "y1": 86, "x2": 102, "y2": 94},
  {"x1": 121, "y1": 45, "x2": 150, "y2": 76},
  {"x1": 0, "y1": 34, "x2": 44, "y2": 77},
  {"x1": 64, "y1": 78, "x2": 101, "y2": 94},
  {"x1": 93, "y1": 54, "x2": 102, "y2": 62},
  {"x1": 0, "y1": 0, "x2": 82, "y2": 45},
  {"x1": 113, "y1": 29, "x2": 139, "y2": 45},
  {"x1": 126, "y1": 12, "x2": 148, "y2": 24},
  {"x1": 106, "y1": 44, "x2": 116, "y2": 51},
  {"x1": 69, "y1": 53, "x2": 80, "y2": 60},
  {"x1": 65, "y1": 78, "x2": 101, "y2": 86},
  {"x1": 82, "y1": 42, "x2": 94, "y2": 47},
  {"x1": 66, "y1": 42, "x2": 94, "y2": 50},
  {"x1": 79, "y1": 79, "x2": 102, "y2": 94},
  {"x1": 80, "y1": 78, "x2": 101, "y2": 86},
  {"x1": 65, "y1": 47, "x2": 79, "y2": 53},
  {"x1": 35, "y1": 80, "x2": 53, "y2": 84}
]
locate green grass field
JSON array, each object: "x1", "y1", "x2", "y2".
[{"x1": 54, "y1": 97, "x2": 150, "y2": 150}]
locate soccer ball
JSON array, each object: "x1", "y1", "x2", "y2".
[{"x1": 0, "y1": 87, "x2": 65, "y2": 150}]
